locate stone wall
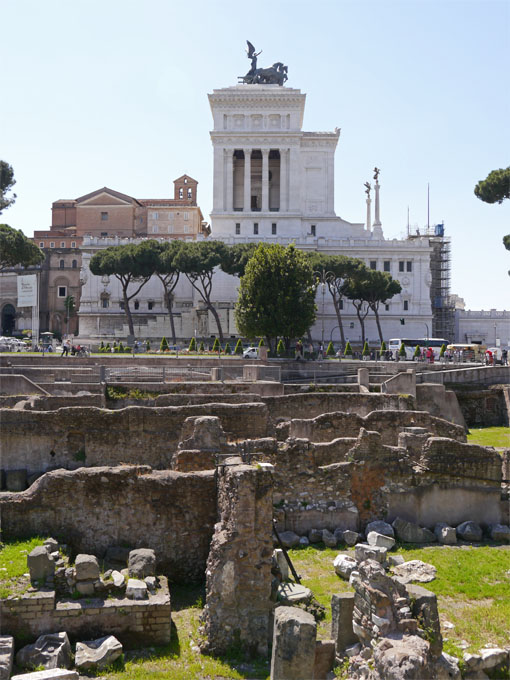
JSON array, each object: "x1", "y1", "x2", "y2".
[
  {"x1": 0, "y1": 579, "x2": 171, "y2": 647},
  {"x1": 263, "y1": 393, "x2": 415, "y2": 421},
  {"x1": 200, "y1": 461, "x2": 274, "y2": 656},
  {"x1": 289, "y1": 409, "x2": 466, "y2": 445},
  {"x1": 453, "y1": 385, "x2": 510, "y2": 427},
  {"x1": 0, "y1": 466, "x2": 216, "y2": 581},
  {"x1": 0, "y1": 403, "x2": 269, "y2": 475}
]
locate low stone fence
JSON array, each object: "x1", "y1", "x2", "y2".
[
  {"x1": 0, "y1": 466, "x2": 216, "y2": 581},
  {"x1": 0, "y1": 578, "x2": 171, "y2": 647}
]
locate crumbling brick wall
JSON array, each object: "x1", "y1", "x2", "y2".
[{"x1": 200, "y1": 461, "x2": 274, "y2": 656}]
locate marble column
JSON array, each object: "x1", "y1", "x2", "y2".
[
  {"x1": 262, "y1": 149, "x2": 269, "y2": 212},
  {"x1": 373, "y1": 181, "x2": 382, "y2": 228},
  {"x1": 279, "y1": 148, "x2": 288, "y2": 213},
  {"x1": 243, "y1": 148, "x2": 251, "y2": 213},
  {"x1": 225, "y1": 150, "x2": 233, "y2": 213},
  {"x1": 366, "y1": 196, "x2": 372, "y2": 233}
]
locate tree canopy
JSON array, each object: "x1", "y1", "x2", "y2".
[
  {"x1": 0, "y1": 162, "x2": 16, "y2": 214},
  {"x1": 0, "y1": 224, "x2": 44, "y2": 271},
  {"x1": 89, "y1": 241, "x2": 159, "y2": 337},
  {"x1": 220, "y1": 242, "x2": 259, "y2": 278},
  {"x1": 474, "y1": 167, "x2": 510, "y2": 204},
  {"x1": 235, "y1": 243, "x2": 316, "y2": 352}
]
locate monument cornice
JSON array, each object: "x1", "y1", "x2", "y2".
[{"x1": 210, "y1": 134, "x2": 303, "y2": 147}]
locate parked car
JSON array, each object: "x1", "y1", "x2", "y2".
[{"x1": 243, "y1": 346, "x2": 258, "y2": 359}]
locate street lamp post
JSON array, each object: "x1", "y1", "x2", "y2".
[
  {"x1": 423, "y1": 322, "x2": 430, "y2": 339},
  {"x1": 314, "y1": 269, "x2": 335, "y2": 359}
]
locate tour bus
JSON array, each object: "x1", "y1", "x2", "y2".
[{"x1": 388, "y1": 338, "x2": 449, "y2": 361}]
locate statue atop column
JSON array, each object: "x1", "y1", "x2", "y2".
[
  {"x1": 373, "y1": 167, "x2": 380, "y2": 183},
  {"x1": 239, "y1": 41, "x2": 288, "y2": 86},
  {"x1": 364, "y1": 181, "x2": 372, "y2": 197}
]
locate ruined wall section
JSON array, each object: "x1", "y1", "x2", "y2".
[
  {"x1": 200, "y1": 462, "x2": 274, "y2": 656},
  {"x1": 263, "y1": 393, "x2": 415, "y2": 421},
  {"x1": 0, "y1": 466, "x2": 216, "y2": 581}
]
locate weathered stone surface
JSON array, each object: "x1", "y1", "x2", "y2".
[
  {"x1": 277, "y1": 582, "x2": 312, "y2": 604},
  {"x1": 373, "y1": 634, "x2": 431, "y2": 679},
  {"x1": 273, "y1": 549, "x2": 289, "y2": 581},
  {"x1": 178, "y1": 415, "x2": 227, "y2": 451},
  {"x1": 27, "y1": 546, "x2": 55, "y2": 583},
  {"x1": 333, "y1": 554, "x2": 357, "y2": 580},
  {"x1": 5, "y1": 469, "x2": 27, "y2": 491},
  {"x1": 366, "y1": 520, "x2": 395, "y2": 538},
  {"x1": 104, "y1": 545, "x2": 130, "y2": 568},
  {"x1": 308, "y1": 528, "x2": 322, "y2": 543},
  {"x1": 271, "y1": 606, "x2": 317, "y2": 680},
  {"x1": 126, "y1": 578, "x2": 148, "y2": 600},
  {"x1": 463, "y1": 648, "x2": 509, "y2": 672},
  {"x1": 343, "y1": 530, "x2": 359, "y2": 546},
  {"x1": 393, "y1": 560, "x2": 437, "y2": 584},
  {"x1": 434, "y1": 652, "x2": 461, "y2": 679},
  {"x1": 313, "y1": 639, "x2": 335, "y2": 680},
  {"x1": 392, "y1": 517, "x2": 436, "y2": 543},
  {"x1": 331, "y1": 592, "x2": 357, "y2": 654},
  {"x1": 322, "y1": 529, "x2": 337, "y2": 547},
  {"x1": 489, "y1": 524, "x2": 510, "y2": 542},
  {"x1": 74, "y1": 554, "x2": 100, "y2": 581},
  {"x1": 144, "y1": 575, "x2": 157, "y2": 593},
  {"x1": 128, "y1": 548, "x2": 156, "y2": 578},
  {"x1": 387, "y1": 554, "x2": 405, "y2": 567},
  {"x1": 434, "y1": 523, "x2": 457, "y2": 545},
  {"x1": 111, "y1": 570, "x2": 125, "y2": 587},
  {"x1": 74, "y1": 635, "x2": 123, "y2": 671},
  {"x1": 456, "y1": 521, "x2": 482, "y2": 542},
  {"x1": 43, "y1": 538, "x2": 59, "y2": 553},
  {"x1": 11, "y1": 671, "x2": 79, "y2": 680},
  {"x1": 0, "y1": 635, "x2": 14, "y2": 680},
  {"x1": 355, "y1": 543, "x2": 387, "y2": 565},
  {"x1": 367, "y1": 531, "x2": 395, "y2": 549},
  {"x1": 75, "y1": 580, "x2": 95, "y2": 596},
  {"x1": 278, "y1": 531, "x2": 300, "y2": 549},
  {"x1": 345, "y1": 642, "x2": 362, "y2": 657},
  {"x1": 406, "y1": 583, "x2": 442, "y2": 657},
  {"x1": 16, "y1": 632, "x2": 71, "y2": 670}
]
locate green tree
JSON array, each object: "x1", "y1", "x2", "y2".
[
  {"x1": 414, "y1": 344, "x2": 421, "y2": 359},
  {"x1": 63, "y1": 295, "x2": 75, "y2": 337},
  {"x1": 199, "y1": 341, "x2": 205, "y2": 352},
  {"x1": 362, "y1": 341, "x2": 369, "y2": 357},
  {"x1": 146, "y1": 340, "x2": 151, "y2": 352},
  {"x1": 235, "y1": 243, "x2": 316, "y2": 354},
  {"x1": 0, "y1": 161, "x2": 16, "y2": 213},
  {"x1": 362, "y1": 270, "x2": 402, "y2": 344},
  {"x1": 308, "y1": 252, "x2": 366, "y2": 347},
  {"x1": 89, "y1": 241, "x2": 158, "y2": 337},
  {"x1": 234, "y1": 338, "x2": 243, "y2": 355},
  {"x1": 258, "y1": 338, "x2": 265, "y2": 348},
  {"x1": 212, "y1": 337, "x2": 220, "y2": 352},
  {"x1": 474, "y1": 167, "x2": 510, "y2": 204},
  {"x1": 224, "y1": 342, "x2": 231, "y2": 355},
  {"x1": 380, "y1": 340, "x2": 387, "y2": 358},
  {"x1": 220, "y1": 242, "x2": 259, "y2": 277},
  {"x1": 341, "y1": 273, "x2": 371, "y2": 346},
  {"x1": 326, "y1": 341, "x2": 335, "y2": 356},
  {"x1": 175, "y1": 241, "x2": 228, "y2": 342},
  {"x1": 188, "y1": 337, "x2": 197, "y2": 352},
  {"x1": 0, "y1": 224, "x2": 44, "y2": 272},
  {"x1": 399, "y1": 342, "x2": 407, "y2": 359},
  {"x1": 276, "y1": 339, "x2": 285, "y2": 357},
  {"x1": 439, "y1": 343, "x2": 446, "y2": 358},
  {"x1": 160, "y1": 336, "x2": 169, "y2": 352},
  {"x1": 152, "y1": 239, "x2": 183, "y2": 346},
  {"x1": 344, "y1": 341, "x2": 353, "y2": 356}
]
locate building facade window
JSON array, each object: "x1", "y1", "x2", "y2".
[
  {"x1": 179, "y1": 188, "x2": 183, "y2": 199},
  {"x1": 253, "y1": 223, "x2": 259, "y2": 235},
  {"x1": 235, "y1": 223, "x2": 241, "y2": 235},
  {"x1": 399, "y1": 261, "x2": 405, "y2": 272},
  {"x1": 134, "y1": 301, "x2": 139, "y2": 310},
  {"x1": 151, "y1": 212, "x2": 159, "y2": 220},
  {"x1": 72, "y1": 260, "x2": 77, "y2": 268},
  {"x1": 101, "y1": 232, "x2": 108, "y2": 237},
  {"x1": 152, "y1": 224, "x2": 159, "y2": 233},
  {"x1": 183, "y1": 212, "x2": 189, "y2": 221},
  {"x1": 384, "y1": 261, "x2": 390, "y2": 272},
  {"x1": 101, "y1": 212, "x2": 108, "y2": 221},
  {"x1": 148, "y1": 301, "x2": 154, "y2": 310},
  {"x1": 403, "y1": 300, "x2": 409, "y2": 311},
  {"x1": 59, "y1": 259, "x2": 65, "y2": 269},
  {"x1": 120, "y1": 302, "x2": 125, "y2": 310},
  {"x1": 310, "y1": 224, "x2": 316, "y2": 236},
  {"x1": 370, "y1": 260, "x2": 377, "y2": 270},
  {"x1": 101, "y1": 297, "x2": 109, "y2": 308},
  {"x1": 60, "y1": 241, "x2": 65, "y2": 248},
  {"x1": 58, "y1": 286, "x2": 66, "y2": 298},
  {"x1": 272, "y1": 223, "x2": 277, "y2": 235},
  {"x1": 385, "y1": 303, "x2": 390, "y2": 311},
  {"x1": 187, "y1": 188, "x2": 192, "y2": 199},
  {"x1": 339, "y1": 299, "x2": 344, "y2": 310},
  {"x1": 406, "y1": 261, "x2": 413, "y2": 272},
  {"x1": 39, "y1": 242, "x2": 44, "y2": 247},
  {"x1": 71, "y1": 241, "x2": 76, "y2": 248},
  {"x1": 50, "y1": 242, "x2": 55, "y2": 248}
]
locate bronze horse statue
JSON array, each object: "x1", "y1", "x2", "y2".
[{"x1": 239, "y1": 42, "x2": 288, "y2": 86}]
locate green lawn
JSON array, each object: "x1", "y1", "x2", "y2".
[
  {"x1": 0, "y1": 537, "x2": 46, "y2": 598},
  {"x1": 467, "y1": 426, "x2": 510, "y2": 449}
]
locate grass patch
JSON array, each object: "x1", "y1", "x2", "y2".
[
  {"x1": 467, "y1": 426, "x2": 510, "y2": 449},
  {"x1": 0, "y1": 536, "x2": 47, "y2": 598}
]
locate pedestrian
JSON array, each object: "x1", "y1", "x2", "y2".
[
  {"x1": 308, "y1": 342, "x2": 314, "y2": 360},
  {"x1": 318, "y1": 342, "x2": 324, "y2": 360},
  {"x1": 61, "y1": 340, "x2": 69, "y2": 356},
  {"x1": 502, "y1": 349, "x2": 508, "y2": 366}
]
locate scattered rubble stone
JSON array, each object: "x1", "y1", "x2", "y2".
[
  {"x1": 434, "y1": 523, "x2": 457, "y2": 545},
  {"x1": 126, "y1": 578, "x2": 148, "y2": 600},
  {"x1": 456, "y1": 521, "x2": 483, "y2": 542},
  {"x1": 27, "y1": 546, "x2": 55, "y2": 583},
  {"x1": 392, "y1": 517, "x2": 436, "y2": 543},
  {"x1": 74, "y1": 635, "x2": 123, "y2": 671},
  {"x1": 354, "y1": 543, "x2": 387, "y2": 565},
  {"x1": 367, "y1": 531, "x2": 395, "y2": 550},
  {"x1": 43, "y1": 538, "x2": 59, "y2": 553},
  {"x1": 333, "y1": 553, "x2": 357, "y2": 580},
  {"x1": 331, "y1": 592, "x2": 357, "y2": 655},
  {"x1": 489, "y1": 524, "x2": 510, "y2": 542},
  {"x1": 366, "y1": 520, "x2": 395, "y2": 538},
  {"x1": 308, "y1": 528, "x2": 322, "y2": 543},
  {"x1": 278, "y1": 530, "x2": 300, "y2": 549},
  {"x1": 74, "y1": 554, "x2": 100, "y2": 581},
  {"x1": 313, "y1": 639, "x2": 335, "y2": 680},
  {"x1": 273, "y1": 549, "x2": 289, "y2": 581},
  {"x1": 128, "y1": 548, "x2": 156, "y2": 578},
  {"x1": 322, "y1": 529, "x2": 337, "y2": 547},
  {"x1": 16, "y1": 632, "x2": 71, "y2": 671},
  {"x1": 271, "y1": 606, "x2": 317, "y2": 680},
  {"x1": 342, "y1": 530, "x2": 359, "y2": 546},
  {"x1": 277, "y1": 582, "x2": 312, "y2": 604},
  {"x1": 11, "y1": 670, "x2": 79, "y2": 680},
  {"x1": 392, "y1": 560, "x2": 437, "y2": 584},
  {"x1": 0, "y1": 635, "x2": 14, "y2": 680},
  {"x1": 387, "y1": 554, "x2": 405, "y2": 567}
]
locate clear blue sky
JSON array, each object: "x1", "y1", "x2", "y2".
[{"x1": 2, "y1": 0, "x2": 509, "y2": 309}]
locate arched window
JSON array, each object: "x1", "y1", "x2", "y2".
[
  {"x1": 179, "y1": 188, "x2": 183, "y2": 199},
  {"x1": 187, "y1": 188, "x2": 192, "y2": 199},
  {"x1": 59, "y1": 259, "x2": 65, "y2": 269},
  {"x1": 72, "y1": 260, "x2": 77, "y2": 269}
]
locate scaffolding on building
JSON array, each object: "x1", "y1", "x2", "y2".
[{"x1": 408, "y1": 223, "x2": 455, "y2": 341}]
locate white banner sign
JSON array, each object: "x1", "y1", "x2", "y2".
[{"x1": 17, "y1": 274, "x2": 38, "y2": 307}]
